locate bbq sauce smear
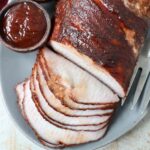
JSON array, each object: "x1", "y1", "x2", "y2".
[{"x1": 2, "y1": 2, "x2": 47, "y2": 48}]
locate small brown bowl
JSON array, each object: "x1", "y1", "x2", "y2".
[{"x1": 0, "y1": 0, "x2": 51, "y2": 52}]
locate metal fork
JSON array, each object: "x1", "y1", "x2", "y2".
[{"x1": 129, "y1": 36, "x2": 150, "y2": 113}]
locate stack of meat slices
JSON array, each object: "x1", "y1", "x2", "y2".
[{"x1": 16, "y1": 47, "x2": 120, "y2": 148}]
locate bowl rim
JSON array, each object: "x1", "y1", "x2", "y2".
[{"x1": 0, "y1": 0, "x2": 51, "y2": 52}]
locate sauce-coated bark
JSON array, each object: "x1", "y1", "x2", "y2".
[{"x1": 51, "y1": 0, "x2": 148, "y2": 92}]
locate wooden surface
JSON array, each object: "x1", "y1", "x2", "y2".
[{"x1": 0, "y1": 97, "x2": 150, "y2": 150}]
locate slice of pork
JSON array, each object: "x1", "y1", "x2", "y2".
[
  {"x1": 36, "y1": 63, "x2": 114, "y2": 116},
  {"x1": 22, "y1": 80, "x2": 108, "y2": 146},
  {"x1": 50, "y1": 0, "x2": 148, "y2": 98},
  {"x1": 41, "y1": 48, "x2": 119, "y2": 105},
  {"x1": 39, "y1": 52, "x2": 117, "y2": 110},
  {"x1": 16, "y1": 81, "x2": 63, "y2": 148},
  {"x1": 29, "y1": 83, "x2": 109, "y2": 131},
  {"x1": 31, "y1": 66, "x2": 111, "y2": 126},
  {"x1": 31, "y1": 67, "x2": 110, "y2": 131}
]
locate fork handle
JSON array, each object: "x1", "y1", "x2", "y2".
[{"x1": 142, "y1": 32, "x2": 150, "y2": 57}]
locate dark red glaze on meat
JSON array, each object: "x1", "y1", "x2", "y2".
[
  {"x1": 51, "y1": 0, "x2": 148, "y2": 93},
  {"x1": 123, "y1": 0, "x2": 150, "y2": 18},
  {"x1": 99, "y1": 0, "x2": 148, "y2": 45}
]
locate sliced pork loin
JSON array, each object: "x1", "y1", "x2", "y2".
[
  {"x1": 30, "y1": 77, "x2": 110, "y2": 131},
  {"x1": 16, "y1": 47, "x2": 120, "y2": 147},
  {"x1": 35, "y1": 64, "x2": 114, "y2": 116},
  {"x1": 16, "y1": 82, "x2": 63, "y2": 148},
  {"x1": 40, "y1": 48, "x2": 119, "y2": 105},
  {"x1": 29, "y1": 48, "x2": 118, "y2": 132},
  {"x1": 50, "y1": 0, "x2": 148, "y2": 98},
  {"x1": 30, "y1": 73, "x2": 109, "y2": 131},
  {"x1": 38, "y1": 52, "x2": 118, "y2": 110},
  {"x1": 31, "y1": 66, "x2": 111, "y2": 126},
  {"x1": 16, "y1": 80, "x2": 109, "y2": 147}
]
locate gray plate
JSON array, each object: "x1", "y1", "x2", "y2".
[{"x1": 0, "y1": 1, "x2": 150, "y2": 150}]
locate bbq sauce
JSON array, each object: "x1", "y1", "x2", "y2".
[
  {"x1": 0, "y1": 0, "x2": 8, "y2": 10},
  {"x1": 1, "y1": 2, "x2": 47, "y2": 48}
]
